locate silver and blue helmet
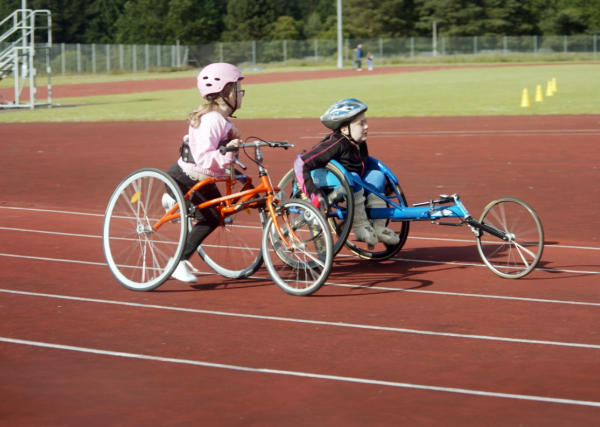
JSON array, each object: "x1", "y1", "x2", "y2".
[{"x1": 320, "y1": 98, "x2": 368, "y2": 131}]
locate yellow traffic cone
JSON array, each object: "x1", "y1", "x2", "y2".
[
  {"x1": 520, "y1": 88, "x2": 530, "y2": 107},
  {"x1": 552, "y1": 77, "x2": 557, "y2": 93},
  {"x1": 535, "y1": 85, "x2": 543, "y2": 102},
  {"x1": 546, "y1": 80, "x2": 553, "y2": 97}
]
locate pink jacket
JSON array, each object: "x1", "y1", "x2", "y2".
[{"x1": 177, "y1": 111, "x2": 237, "y2": 177}]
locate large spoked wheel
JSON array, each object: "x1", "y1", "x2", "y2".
[
  {"x1": 103, "y1": 168, "x2": 188, "y2": 291},
  {"x1": 262, "y1": 199, "x2": 334, "y2": 296},
  {"x1": 277, "y1": 164, "x2": 354, "y2": 256},
  {"x1": 345, "y1": 182, "x2": 410, "y2": 261},
  {"x1": 196, "y1": 170, "x2": 265, "y2": 279},
  {"x1": 476, "y1": 197, "x2": 544, "y2": 279}
]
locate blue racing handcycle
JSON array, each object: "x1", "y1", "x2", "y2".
[{"x1": 277, "y1": 156, "x2": 544, "y2": 279}]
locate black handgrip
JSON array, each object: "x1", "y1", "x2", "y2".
[{"x1": 219, "y1": 145, "x2": 239, "y2": 155}]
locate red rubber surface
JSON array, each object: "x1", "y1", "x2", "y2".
[
  {"x1": 2, "y1": 62, "x2": 598, "y2": 100},
  {"x1": 1, "y1": 115, "x2": 599, "y2": 425}
]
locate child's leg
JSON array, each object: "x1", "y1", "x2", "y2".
[
  {"x1": 348, "y1": 172, "x2": 378, "y2": 245},
  {"x1": 361, "y1": 169, "x2": 399, "y2": 245},
  {"x1": 182, "y1": 183, "x2": 221, "y2": 260},
  {"x1": 165, "y1": 163, "x2": 222, "y2": 282},
  {"x1": 361, "y1": 169, "x2": 386, "y2": 194},
  {"x1": 167, "y1": 163, "x2": 222, "y2": 261}
]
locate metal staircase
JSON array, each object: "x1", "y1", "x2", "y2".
[{"x1": 0, "y1": 8, "x2": 52, "y2": 109}]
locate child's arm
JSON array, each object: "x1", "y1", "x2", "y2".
[
  {"x1": 294, "y1": 134, "x2": 345, "y2": 207},
  {"x1": 189, "y1": 115, "x2": 237, "y2": 170}
]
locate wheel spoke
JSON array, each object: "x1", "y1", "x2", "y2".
[
  {"x1": 477, "y1": 198, "x2": 543, "y2": 279},
  {"x1": 103, "y1": 170, "x2": 187, "y2": 291}
]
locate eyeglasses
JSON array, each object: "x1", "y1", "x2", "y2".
[{"x1": 238, "y1": 90, "x2": 245, "y2": 97}]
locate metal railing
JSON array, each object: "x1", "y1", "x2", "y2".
[
  {"x1": 0, "y1": 8, "x2": 51, "y2": 109},
  {"x1": 1, "y1": 34, "x2": 598, "y2": 78}
]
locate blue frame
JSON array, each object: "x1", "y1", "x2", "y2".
[{"x1": 311, "y1": 156, "x2": 472, "y2": 222}]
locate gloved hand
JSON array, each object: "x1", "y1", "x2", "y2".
[{"x1": 309, "y1": 191, "x2": 327, "y2": 211}]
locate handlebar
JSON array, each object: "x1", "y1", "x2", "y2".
[
  {"x1": 413, "y1": 194, "x2": 458, "y2": 207},
  {"x1": 218, "y1": 140, "x2": 293, "y2": 155}
]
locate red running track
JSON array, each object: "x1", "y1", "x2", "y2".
[
  {"x1": 2, "y1": 62, "x2": 598, "y2": 101},
  {"x1": 0, "y1": 115, "x2": 599, "y2": 426}
]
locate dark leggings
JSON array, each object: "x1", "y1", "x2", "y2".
[{"x1": 166, "y1": 162, "x2": 222, "y2": 260}]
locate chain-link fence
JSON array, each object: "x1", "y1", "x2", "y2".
[{"x1": 4, "y1": 34, "x2": 596, "y2": 77}]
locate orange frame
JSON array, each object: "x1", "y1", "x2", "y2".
[{"x1": 153, "y1": 171, "x2": 297, "y2": 247}]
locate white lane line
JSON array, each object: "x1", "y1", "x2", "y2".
[
  {"x1": 408, "y1": 236, "x2": 600, "y2": 251},
  {"x1": 367, "y1": 133, "x2": 600, "y2": 138},
  {"x1": 302, "y1": 130, "x2": 600, "y2": 139},
  {"x1": 0, "y1": 227, "x2": 101, "y2": 239},
  {"x1": 2, "y1": 289, "x2": 600, "y2": 349},
  {"x1": 367, "y1": 130, "x2": 600, "y2": 135},
  {"x1": 381, "y1": 256, "x2": 600, "y2": 275},
  {"x1": 301, "y1": 133, "x2": 600, "y2": 139},
  {"x1": 1, "y1": 253, "x2": 599, "y2": 306},
  {"x1": 2, "y1": 337, "x2": 600, "y2": 408},
  {"x1": 0, "y1": 206, "x2": 104, "y2": 217},
  {"x1": 2, "y1": 207, "x2": 599, "y2": 251}
]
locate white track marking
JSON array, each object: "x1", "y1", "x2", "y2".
[
  {"x1": 314, "y1": 129, "x2": 600, "y2": 136},
  {"x1": 2, "y1": 289, "x2": 600, "y2": 348},
  {"x1": 0, "y1": 227, "x2": 101, "y2": 239},
  {"x1": 1, "y1": 252, "x2": 599, "y2": 300},
  {"x1": 1, "y1": 207, "x2": 599, "y2": 251},
  {"x1": 301, "y1": 129, "x2": 600, "y2": 139},
  {"x1": 0, "y1": 206, "x2": 105, "y2": 216},
  {"x1": 1, "y1": 337, "x2": 600, "y2": 408},
  {"x1": 1, "y1": 225, "x2": 599, "y2": 253}
]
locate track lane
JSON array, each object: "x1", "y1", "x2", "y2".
[
  {"x1": 3, "y1": 343, "x2": 599, "y2": 427},
  {"x1": 2, "y1": 291, "x2": 600, "y2": 405},
  {"x1": 0, "y1": 239, "x2": 599, "y2": 348},
  {"x1": 1, "y1": 115, "x2": 599, "y2": 425}
]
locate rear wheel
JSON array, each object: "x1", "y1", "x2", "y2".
[
  {"x1": 476, "y1": 197, "x2": 544, "y2": 279},
  {"x1": 196, "y1": 169, "x2": 264, "y2": 279},
  {"x1": 262, "y1": 199, "x2": 334, "y2": 296},
  {"x1": 103, "y1": 168, "x2": 188, "y2": 291},
  {"x1": 277, "y1": 164, "x2": 354, "y2": 256}
]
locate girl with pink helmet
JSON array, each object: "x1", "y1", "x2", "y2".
[{"x1": 163, "y1": 63, "x2": 245, "y2": 283}]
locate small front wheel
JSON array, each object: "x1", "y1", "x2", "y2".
[
  {"x1": 262, "y1": 200, "x2": 334, "y2": 296},
  {"x1": 476, "y1": 197, "x2": 544, "y2": 279},
  {"x1": 103, "y1": 169, "x2": 188, "y2": 291}
]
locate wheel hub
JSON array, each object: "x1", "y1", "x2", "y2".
[{"x1": 136, "y1": 224, "x2": 154, "y2": 235}]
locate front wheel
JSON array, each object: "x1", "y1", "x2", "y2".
[
  {"x1": 262, "y1": 199, "x2": 334, "y2": 296},
  {"x1": 103, "y1": 168, "x2": 188, "y2": 291},
  {"x1": 476, "y1": 197, "x2": 544, "y2": 279}
]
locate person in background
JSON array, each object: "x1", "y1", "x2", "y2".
[
  {"x1": 367, "y1": 51, "x2": 374, "y2": 71},
  {"x1": 355, "y1": 44, "x2": 363, "y2": 71}
]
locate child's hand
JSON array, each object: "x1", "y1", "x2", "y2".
[
  {"x1": 226, "y1": 139, "x2": 240, "y2": 150},
  {"x1": 228, "y1": 128, "x2": 242, "y2": 140}
]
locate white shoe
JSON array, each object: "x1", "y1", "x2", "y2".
[
  {"x1": 366, "y1": 193, "x2": 399, "y2": 245},
  {"x1": 352, "y1": 189, "x2": 379, "y2": 246},
  {"x1": 162, "y1": 193, "x2": 180, "y2": 222},
  {"x1": 166, "y1": 257, "x2": 197, "y2": 283}
]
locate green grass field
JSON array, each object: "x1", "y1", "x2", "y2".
[{"x1": 1, "y1": 63, "x2": 598, "y2": 123}]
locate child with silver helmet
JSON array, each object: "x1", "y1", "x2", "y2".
[{"x1": 293, "y1": 99, "x2": 399, "y2": 246}]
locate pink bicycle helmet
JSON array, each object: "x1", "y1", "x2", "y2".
[{"x1": 197, "y1": 63, "x2": 244, "y2": 100}]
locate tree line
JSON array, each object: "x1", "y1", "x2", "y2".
[{"x1": 1, "y1": 0, "x2": 599, "y2": 45}]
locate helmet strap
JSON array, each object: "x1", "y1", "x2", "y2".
[
  {"x1": 340, "y1": 124, "x2": 357, "y2": 144},
  {"x1": 221, "y1": 88, "x2": 238, "y2": 118}
]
